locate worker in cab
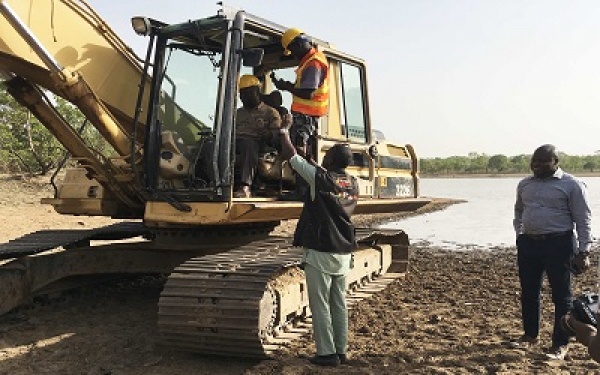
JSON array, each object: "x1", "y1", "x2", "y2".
[
  {"x1": 272, "y1": 27, "x2": 330, "y2": 198},
  {"x1": 234, "y1": 75, "x2": 282, "y2": 198}
]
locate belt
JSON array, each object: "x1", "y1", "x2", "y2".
[{"x1": 523, "y1": 231, "x2": 572, "y2": 241}]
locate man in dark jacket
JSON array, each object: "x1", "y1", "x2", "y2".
[{"x1": 278, "y1": 126, "x2": 358, "y2": 367}]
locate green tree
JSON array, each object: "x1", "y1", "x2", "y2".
[
  {"x1": 420, "y1": 152, "x2": 600, "y2": 176},
  {"x1": 0, "y1": 85, "x2": 92, "y2": 175},
  {"x1": 0, "y1": 86, "x2": 50, "y2": 173},
  {"x1": 509, "y1": 154, "x2": 529, "y2": 173},
  {"x1": 467, "y1": 153, "x2": 489, "y2": 173},
  {"x1": 560, "y1": 153, "x2": 584, "y2": 173},
  {"x1": 487, "y1": 154, "x2": 509, "y2": 172},
  {"x1": 0, "y1": 86, "x2": 61, "y2": 174},
  {"x1": 446, "y1": 156, "x2": 467, "y2": 174},
  {"x1": 582, "y1": 156, "x2": 597, "y2": 172},
  {"x1": 421, "y1": 157, "x2": 446, "y2": 175}
]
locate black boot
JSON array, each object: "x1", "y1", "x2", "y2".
[{"x1": 309, "y1": 354, "x2": 340, "y2": 367}]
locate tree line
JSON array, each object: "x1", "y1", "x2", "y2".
[
  {"x1": 2, "y1": 84, "x2": 599, "y2": 177},
  {"x1": 420, "y1": 152, "x2": 600, "y2": 175}
]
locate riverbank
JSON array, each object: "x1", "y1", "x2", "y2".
[
  {"x1": 0, "y1": 178, "x2": 598, "y2": 374},
  {"x1": 422, "y1": 172, "x2": 600, "y2": 178},
  {"x1": 247, "y1": 244, "x2": 600, "y2": 374}
]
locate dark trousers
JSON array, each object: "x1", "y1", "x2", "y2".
[
  {"x1": 517, "y1": 233, "x2": 575, "y2": 347},
  {"x1": 235, "y1": 137, "x2": 259, "y2": 187},
  {"x1": 290, "y1": 114, "x2": 318, "y2": 198},
  {"x1": 290, "y1": 113, "x2": 318, "y2": 161}
]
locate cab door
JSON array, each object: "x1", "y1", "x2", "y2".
[{"x1": 320, "y1": 58, "x2": 376, "y2": 198}]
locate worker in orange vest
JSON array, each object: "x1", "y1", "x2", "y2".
[{"x1": 272, "y1": 27, "x2": 330, "y2": 198}]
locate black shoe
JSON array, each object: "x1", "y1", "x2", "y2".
[
  {"x1": 309, "y1": 354, "x2": 339, "y2": 367},
  {"x1": 507, "y1": 334, "x2": 538, "y2": 348},
  {"x1": 337, "y1": 353, "x2": 347, "y2": 364}
]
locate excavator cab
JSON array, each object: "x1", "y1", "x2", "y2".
[
  {"x1": 134, "y1": 7, "x2": 422, "y2": 219},
  {"x1": 0, "y1": 1, "x2": 427, "y2": 226},
  {"x1": 134, "y1": 11, "x2": 300, "y2": 202}
]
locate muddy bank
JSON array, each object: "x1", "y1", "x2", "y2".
[{"x1": 246, "y1": 245, "x2": 600, "y2": 374}]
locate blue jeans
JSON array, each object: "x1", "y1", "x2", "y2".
[{"x1": 517, "y1": 233, "x2": 575, "y2": 347}]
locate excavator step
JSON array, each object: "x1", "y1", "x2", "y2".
[{"x1": 0, "y1": 222, "x2": 150, "y2": 259}]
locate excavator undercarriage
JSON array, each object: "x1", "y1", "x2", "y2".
[{"x1": 0, "y1": 224, "x2": 409, "y2": 357}]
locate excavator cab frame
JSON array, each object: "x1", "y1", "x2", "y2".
[
  {"x1": 139, "y1": 17, "x2": 228, "y2": 199},
  {"x1": 137, "y1": 11, "x2": 290, "y2": 204}
]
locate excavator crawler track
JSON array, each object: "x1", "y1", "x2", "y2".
[
  {"x1": 158, "y1": 228, "x2": 408, "y2": 357},
  {"x1": 0, "y1": 222, "x2": 150, "y2": 259},
  {"x1": 158, "y1": 237, "x2": 302, "y2": 357}
]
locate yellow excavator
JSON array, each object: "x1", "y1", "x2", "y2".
[{"x1": 0, "y1": 1, "x2": 430, "y2": 356}]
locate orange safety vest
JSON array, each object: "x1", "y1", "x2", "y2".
[{"x1": 291, "y1": 48, "x2": 329, "y2": 117}]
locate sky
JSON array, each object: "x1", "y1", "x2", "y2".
[{"x1": 86, "y1": 0, "x2": 600, "y2": 158}]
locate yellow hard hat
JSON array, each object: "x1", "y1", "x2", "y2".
[
  {"x1": 239, "y1": 74, "x2": 261, "y2": 90},
  {"x1": 281, "y1": 27, "x2": 304, "y2": 56}
]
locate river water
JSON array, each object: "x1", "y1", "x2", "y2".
[{"x1": 380, "y1": 177, "x2": 600, "y2": 250}]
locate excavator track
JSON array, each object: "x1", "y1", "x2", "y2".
[
  {"x1": 158, "y1": 229, "x2": 408, "y2": 357},
  {"x1": 0, "y1": 222, "x2": 150, "y2": 260}
]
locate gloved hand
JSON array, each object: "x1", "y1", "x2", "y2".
[
  {"x1": 272, "y1": 78, "x2": 293, "y2": 92},
  {"x1": 572, "y1": 252, "x2": 591, "y2": 275}
]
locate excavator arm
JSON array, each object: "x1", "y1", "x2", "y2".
[{"x1": 0, "y1": 0, "x2": 147, "y2": 216}]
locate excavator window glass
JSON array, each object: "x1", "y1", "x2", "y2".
[
  {"x1": 339, "y1": 62, "x2": 367, "y2": 144},
  {"x1": 150, "y1": 38, "x2": 224, "y2": 192},
  {"x1": 157, "y1": 44, "x2": 218, "y2": 147}
]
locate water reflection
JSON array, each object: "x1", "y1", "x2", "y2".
[{"x1": 379, "y1": 177, "x2": 600, "y2": 250}]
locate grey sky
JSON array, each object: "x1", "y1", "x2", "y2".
[{"x1": 87, "y1": 0, "x2": 600, "y2": 157}]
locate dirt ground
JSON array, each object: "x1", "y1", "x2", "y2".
[{"x1": 1, "y1": 175, "x2": 599, "y2": 374}]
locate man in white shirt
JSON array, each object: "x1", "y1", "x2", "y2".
[{"x1": 278, "y1": 126, "x2": 358, "y2": 367}]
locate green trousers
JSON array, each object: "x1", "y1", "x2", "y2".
[{"x1": 304, "y1": 263, "x2": 348, "y2": 355}]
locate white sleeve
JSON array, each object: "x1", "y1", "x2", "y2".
[{"x1": 289, "y1": 155, "x2": 317, "y2": 200}]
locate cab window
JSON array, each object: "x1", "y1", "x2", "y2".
[{"x1": 339, "y1": 62, "x2": 367, "y2": 143}]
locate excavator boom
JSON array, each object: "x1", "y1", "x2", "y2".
[{"x1": 0, "y1": 0, "x2": 148, "y2": 129}]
